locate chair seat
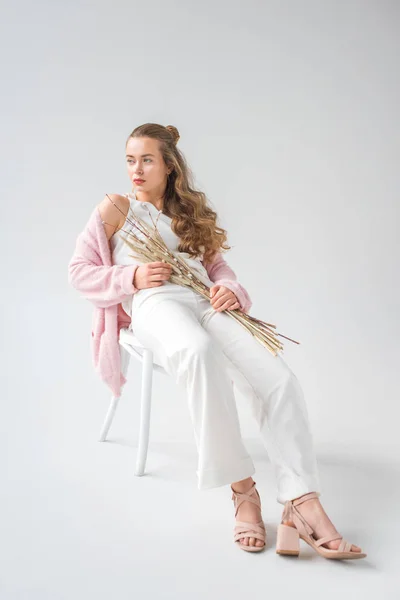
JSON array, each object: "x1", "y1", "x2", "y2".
[{"x1": 119, "y1": 327, "x2": 167, "y2": 374}]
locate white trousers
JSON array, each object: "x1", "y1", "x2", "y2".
[{"x1": 130, "y1": 283, "x2": 322, "y2": 504}]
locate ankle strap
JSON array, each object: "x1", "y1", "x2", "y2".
[
  {"x1": 292, "y1": 492, "x2": 319, "y2": 507},
  {"x1": 231, "y1": 480, "x2": 257, "y2": 496}
]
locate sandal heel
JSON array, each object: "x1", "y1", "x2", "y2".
[
  {"x1": 276, "y1": 524, "x2": 300, "y2": 556},
  {"x1": 277, "y1": 493, "x2": 367, "y2": 560}
]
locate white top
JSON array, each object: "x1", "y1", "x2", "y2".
[{"x1": 110, "y1": 190, "x2": 213, "y2": 316}]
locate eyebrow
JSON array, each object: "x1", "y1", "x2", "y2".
[{"x1": 126, "y1": 153, "x2": 155, "y2": 158}]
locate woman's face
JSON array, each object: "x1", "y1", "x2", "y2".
[{"x1": 126, "y1": 136, "x2": 171, "y2": 194}]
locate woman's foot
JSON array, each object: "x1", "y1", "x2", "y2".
[
  {"x1": 231, "y1": 477, "x2": 265, "y2": 549},
  {"x1": 283, "y1": 493, "x2": 362, "y2": 553}
]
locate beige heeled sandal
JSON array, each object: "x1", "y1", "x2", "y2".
[
  {"x1": 231, "y1": 480, "x2": 267, "y2": 552},
  {"x1": 276, "y1": 491, "x2": 367, "y2": 560}
]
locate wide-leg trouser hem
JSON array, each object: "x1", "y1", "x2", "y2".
[
  {"x1": 197, "y1": 456, "x2": 256, "y2": 491},
  {"x1": 276, "y1": 472, "x2": 322, "y2": 505}
]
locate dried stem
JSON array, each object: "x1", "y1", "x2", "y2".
[{"x1": 106, "y1": 194, "x2": 301, "y2": 355}]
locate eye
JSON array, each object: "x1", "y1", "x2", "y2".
[{"x1": 127, "y1": 158, "x2": 152, "y2": 163}]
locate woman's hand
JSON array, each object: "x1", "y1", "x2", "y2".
[
  {"x1": 209, "y1": 284, "x2": 240, "y2": 312},
  {"x1": 133, "y1": 261, "x2": 172, "y2": 290}
]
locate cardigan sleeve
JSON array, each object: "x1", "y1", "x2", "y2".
[
  {"x1": 68, "y1": 234, "x2": 140, "y2": 309},
  {"x1": 202, "y1": 251, "x2": 252, "y2": 314}
]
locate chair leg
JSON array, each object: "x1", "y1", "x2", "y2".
[
  {"x1": 99, "y1": 395, "x2": 121, "y2": 442},
  {"x1": 135, "y1": 348, "x2": 154, "y2": 476},
  {"x1": 99, "y1": 345, "x2": 131, "y2": 442}
]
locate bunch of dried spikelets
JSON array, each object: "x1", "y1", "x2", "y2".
[{"x1": 105, "y1": 194, "x2": 300, "y2": 356}]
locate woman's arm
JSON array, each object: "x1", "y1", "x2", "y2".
[
  {"x1": 68, "y1": 245, "x2": 139, "y2": 308},
  {"x1": 202, "y1": 251, "x2": 252, "y2": 313},
  {"x1": 68, "y1": 200, "x2": 140, "y2": 308}
]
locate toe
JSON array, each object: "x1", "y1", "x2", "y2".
[
  {"x1": 324, "y1": 540, "x2": 362, "y2": 552},
  {"x1": 256, "y1": 539, "x2": 264, "y2": 547},
  {"x1": 242, "y1": 537, "x2": 249, "y2": 546},
  {"x1": 249, "y1": 537, "x2": 256, "y2": 546}
]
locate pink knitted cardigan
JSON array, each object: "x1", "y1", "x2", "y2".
[{"x1": 68, "y1": 205, "x2": 252, "y2": 397}]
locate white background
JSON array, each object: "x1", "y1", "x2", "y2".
[{"x1": 2, "y1": 1, "x2": 399, "y2": 598}]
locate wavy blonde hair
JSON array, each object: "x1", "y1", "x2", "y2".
[{"x1": 125, "y1": 123, "x2": 231, "y2": 264}]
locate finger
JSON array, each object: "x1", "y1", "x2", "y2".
[
  {"x1": 230, "y1": 301, "x2": 240, "y2": 310},
  {"x1": 151, "y1": 262, "x2": 172, "y2": 269},
  {"x1": 229, "y1": 300, "x2": 240, "y2": 310},
  {"x1": 150, "y1": 275, "x2": 170, "y2": 282},
  {"x1": 217, "y1": 298, "x2": 240, "y2": 312},
  {"x1": 213, "y1": 299, "x2": 233, "y2": 312},
  {"x1": 212, "y1": 293, "x2": 235, "y2": 309},
  {"x1": 211, "y1": 290, "x2": 231, "y2": 302},
  {"x1": 150, "y1": 266, "x2": 172, "y2": 274},
  {"x1": 210, "y1": 289, "x2": 221, "y2": 301}
]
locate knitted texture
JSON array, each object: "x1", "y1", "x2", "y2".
[{"x1": 68, "y1": 206, "x2": 252, "y2": 396}]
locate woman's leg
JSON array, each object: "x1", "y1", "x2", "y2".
[
  {"x1": 130, "y1": 288, "x2": 256, "y2": 490},
  {"x1": 196, "y1": 297, "x2": 321, "y2": 505},
  {"x1": 196, "y1": 298, "x2": 362, "y2": 553}
]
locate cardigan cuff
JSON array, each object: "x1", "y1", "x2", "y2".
[
  {"x1": 121, "y1": 264, "x2": 140, "y2": 295},
  {"x1": 213, "y1": 279, "x2": 252, "y2": 314}
]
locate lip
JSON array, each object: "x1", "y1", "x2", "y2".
[{"x1": 134, "y1": 178, "x2": 145, "y2": 183}]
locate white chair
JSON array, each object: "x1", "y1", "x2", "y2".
[
  {"x1": 98, "y1": 327, "x2": 168, "y2": 476},
  {"x1": 98, "y1": 327, "x2": 239, "y2": 478}
]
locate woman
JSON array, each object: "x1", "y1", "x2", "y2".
[{"x1": 71, "y1": 122, "x2": 366, "y2": 559}]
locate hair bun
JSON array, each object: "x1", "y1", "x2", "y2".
[{"x1": 165, "y1": 125, "x2": 180, "y2": 145}]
